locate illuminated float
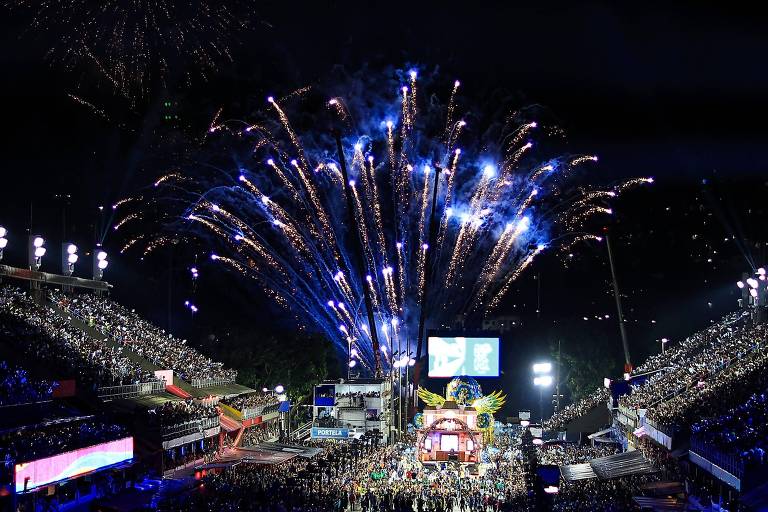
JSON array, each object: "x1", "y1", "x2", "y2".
[{"x1": 415, "y1": 376, "x2": 505, "y2": 464}]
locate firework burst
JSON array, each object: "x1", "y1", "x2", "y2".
[
  {"x1": 7, "y1": 0, "x2": 249, "y2": 100},
  {"x1": 116, "y1": 69, "x2": 650, "y2": 374}
]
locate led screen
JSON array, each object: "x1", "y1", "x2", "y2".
[
  {"x1": 428, "y1": 336, "x2": 500, "y2": 377},
  {"x1": 15, "y1": 437, "x2": 133, "y2": 492},
  {"x1": 440, "y1": 434, "x2": 459, "y2": 452}
]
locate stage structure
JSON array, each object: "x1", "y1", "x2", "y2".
[
  {"x1": 311, "y1": 379, "x2": 387, "y2": 440},
  {"x1": 415, "y1": 376, "x2": 505, "y2": 464}
]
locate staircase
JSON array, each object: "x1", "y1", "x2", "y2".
[
  {"x1": 219, "y1": 412, "x2": 244, "y2": 447},
  {"x1": 291, "y1": 420, "x2": 312, "y2": 442},
  {"x1": 166, "y1": 384, "x2": 192, "y2": 399}
]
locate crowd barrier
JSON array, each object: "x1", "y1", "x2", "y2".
[
  {"x1": 162, "y1": 416, "x2": 220, "y2": 440},
  {"x1": 690, "y1": 435, "x2": 745, "y2": 480},
  {"x1": 97, "y1": 380, "x2": 164, "y2": 400},
  {"x1": 191, "y1": 377, "x2": 236, "y2": 389}
]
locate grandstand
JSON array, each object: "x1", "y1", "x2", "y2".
[
  {"x1": 0, "y1": 269, "x2": 282, "y2": 506},
  {"x1": 543, "y1": 307, "x2": 768, "y2": 509}
]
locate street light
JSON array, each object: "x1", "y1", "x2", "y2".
[
  {"x1": 274, "y1": 384, "x2": 285, "y2": 394},
  {"x1": 62, "y1": 243, "x2": 78, "y2": 275}
]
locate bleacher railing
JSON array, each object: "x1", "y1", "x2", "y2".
[
  {"x1": 191, "y1": 377, "x2": 236, "y2": 389},
  {"x1": 242, "y1": 402, "x2": 279, "y2": 420},
  {"x1": 97, "y1": 380, "x2": 165, "y2": 400},
  {"x1": 690, "y1": 435, "x2": 745, "y2": 479},
  {"x1": 162, "y1": 416, "x2": 220, "y2": 440}
]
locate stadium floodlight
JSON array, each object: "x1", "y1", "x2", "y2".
[
  {"x1": 533, "y1": 375, "x2": 553, "y2": 386},
  {"x1": 532, "y1": 362, "x2": 552, "y2": 374},
  {"x1": 28, "y1": 236, "x2": 45, "y2": 270},
  {"x1": 0, "y1": 226, "x2": 6, "y2": 261},
  {"x1": 62, "y1": 243, "x2": 78, "y2": 275},
  {"x1": 93, "y1": 250, "x2": 109, "y2": 280},
  {"x1": 274, "y1": 384, "x2": 285, "y2": 394}
]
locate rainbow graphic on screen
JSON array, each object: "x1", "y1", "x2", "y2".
[{"x1": 15, "y1": 437, "x2": 133, "y2": 492}]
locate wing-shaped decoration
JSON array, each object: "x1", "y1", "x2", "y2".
[
  {"x1": 417, "y1": 386, "x2": 446, "y2": 408},
  {"x1": 471, "y1": 390, "x2": 506, "y2": 414}
]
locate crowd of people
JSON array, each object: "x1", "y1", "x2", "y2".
[
  {"x1": 156, "y1": 427, "x2": 539, "y2": 511},
  {"x1": 1, "y1": 417, "x2": 129, "y2": 465},
  {"x1": 543, "y1": 388, "x2": 609, "y2": 432},
  {"x1": 692, "y1": 391, "x2": 768, "y2": 465},
  {"x1": 241, "y1": 421, "x2": 281, "y2": 446},
  {"x1": 0, "y1": 360, "x2": 57, "y2": 406},
  {"x1": 148, "y1": 399, "x2": 219, "y2": 427},
  {"x1": 614, "y1": 312, "x2": 768, "y2": 428},
  {"x1": 645, "y1": 322, "x2": 768, "y2": 427},
  {"x1": 49, "y1": 289, "x2": 236, "y2": 383},
  {"x1": 223, "y1": 392, "x2": 279, "y2": 411},
  {"x1": 0, "y1": 285, "x2": 156, "y2": 388},
  {"x1": 536, "y1": 442, "x2": 618, "y2": 466},
  {"x1": 155, "y1": 424, "x2": 681, "y2": 512}
]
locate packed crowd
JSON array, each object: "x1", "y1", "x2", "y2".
[
  {"x1": 536, "y1": 442, "x2": 618, "y2": 466},
  {"x1": 646, "y1": 321, "x2": 768, "y2": 426},
  {"x1": 0, "y1": 285, "x2": 156, "y2": 388},
  {"x1": 148, "y1": 399, "x2": 219, "y2": 426},
  {"x1": 543, "y1": 388, "x2": 609, "y2": 431},
  {"x1": 620, "y1": 312, "x2": 752, "y2": 411},
  {"x1": 162, "y1": 428, "x2": 541, "y2": 512},
  {"x1": 1, "y1": 418, "x2": 129, "y2": 464},
  {"x1": 241, "y1": 421, "x2": 281, "y2": 446},
  {"x1": 692, "y1": 391, "x2": 768, "y2": 465},
  {"x1": 223, "y1": 392, "x2": 278, "y2": 411},
  {"x1": 0, "y1": 360, "x2": 57, "y2": 406},
  {"x1": 49, "y1": 289, "x2": 236, "y2": 383},
  {"x1": 614, "y1": 312, "x2": 768, "y2": 427}
]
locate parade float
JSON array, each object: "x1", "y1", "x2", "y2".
[{"x1": 415, "y1": 376, "x2": 505, "y2": 464}]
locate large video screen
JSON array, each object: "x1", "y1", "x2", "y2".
[
  {"x1": 428, "y1": 336, "x2": 500, "y2": 377},
  {"x1": 15, "y1": 437, "x2": 133, "y2": 492}
]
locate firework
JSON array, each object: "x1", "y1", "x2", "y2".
[
  {"x1": 118, "y1": 69, "x2": 648, "y2": 373},
  {"x1": 8, "y1": 1, "x2": 249, "y2": 100}
]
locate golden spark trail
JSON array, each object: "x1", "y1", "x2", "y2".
[
  {"x1": 266, "y1": 159, "x2": 301, "y2": 202},
  {"x1": 113, "y1": 213, "x2": 140, "y2": 231},
  {"x1": 366, "y1": 157, "x2": 388, "y2": 263},
  {"x1": 487, "y1": 246, "x2": 545, "y2": 311},
  {"x1": 268, "y1": 98, "x2": 308, "y2": 167},
  {"x1": 570, "y1": 155, "x2": 599, "y2": 166},
  {"x1": 444, "y1": 80, "x2": 460, "y2": 140}
]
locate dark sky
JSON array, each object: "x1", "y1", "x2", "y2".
[{"x1": 0, "y1": 2, "x2": 766, "y2": 415}]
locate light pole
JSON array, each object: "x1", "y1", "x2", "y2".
[
  {"x1": 0, "y1": 226, "x2": 7, "y2": 263},
  {"x1": 28, "y1": 236, "x2": 46, "y2": 270},
  {"x1": 533, "y1": 362, "x2": 553, "y2": 423}
]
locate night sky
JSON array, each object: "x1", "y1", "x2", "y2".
[{"x1": 0, "y1": 2, "x2": 766, "y2": 416}]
